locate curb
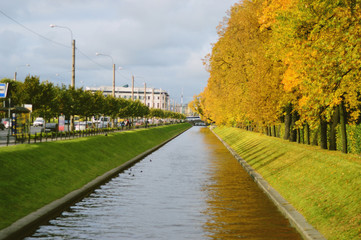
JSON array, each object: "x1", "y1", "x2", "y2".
[
  {"x1": 0, "y1": 126, "x2": 191, "y2": 240},
  {"x1": 210, "y1": 128, "x2": 326, "y2": 240}
]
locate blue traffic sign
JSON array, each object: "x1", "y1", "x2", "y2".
[{"x1": 0, "y1": 83, "x2": 8, "y2": 98}]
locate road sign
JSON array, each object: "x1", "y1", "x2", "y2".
[{"x1": 0, "y1": 83, "x2": 8, "y2": 98}]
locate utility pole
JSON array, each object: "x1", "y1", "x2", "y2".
[
  {"x1": 112, "y1": 63, "x2": 115, "y2": 97},
  {"x1": 181, "y1": 88, "x2": 183, "y2": 114},
  {"x1": 152, "y1": 88, "x2": 154, "y2": 108},
  {"x1": 70, "y1": 39, "x2": 76, "y2": 131},
  {"x1": 144, "y1": 82, "x2": 147, "y2": 106},
  {"x1": 50, "y1": 24, "x2": 75, "y2": 131},
  {"x1": 72, "y1": 39, "x2": 75, "y2": 88},
  {"x1": 160, "y1": 88, "x2": 162, "y2": 110},
  {"x1": 131, "y1": 75, "x2": 134, "y2": 100}
]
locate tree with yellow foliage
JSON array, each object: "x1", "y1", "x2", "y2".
[
  {"x1": 200, "y1": 0, "x2": 285, "y2": 132},
  {"x1": 194, "y1": 0, "x2": 361, "y2": 153},
  {"x1": 271, "y1": 0, "x2": 361, "y2": 151}
]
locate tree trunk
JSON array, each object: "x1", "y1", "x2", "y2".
[
  {"x1": 312, "y1": 128, "x2": 319, "y2": 146},
  {"x1": 329, "y1": 107, "x2": 339, "y2": 151},
  {"x1": 273, "y1": 125, "x2": 276, "y2": 137},
  {"x1": 290, "y1": 112, "x2": 298, "y2": 142},
  {"x1": 320, "y1": 117, "x2": 328, "y2": 149},
  {"x1": 339, "y1": 101, "x2": 348, "y2": 153},
  {"x1": 297, "y1": 128, "x2": 301, "y2": 143},
  {"x1": 284, "y1": 105, "x2": 292, "y2": 140},
  {"x1": 305, "y1": 123, "x2": 310, "y2": 145}
]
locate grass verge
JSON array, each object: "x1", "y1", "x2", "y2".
[
  {"x1": 213, "y1": 126, "x2": 361, "y2": 240},
  {"x1": 0, "y1": 123, "x2": 191, "y2": 230}
]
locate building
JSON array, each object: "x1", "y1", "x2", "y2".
[{"x1": 85, "y1": 86, "x2": 170, "y2": 111}]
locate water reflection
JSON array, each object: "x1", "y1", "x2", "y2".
[
  {"x1": 26, "y1": 127, "x2": 301, "y2": 239},
  {"x1": 199, "y1": 128, "x2": 301, "y2": 239}
]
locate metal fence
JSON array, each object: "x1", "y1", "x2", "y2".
[{"x1": 0, "y1": 124, "x2": 164, "y2": 147}]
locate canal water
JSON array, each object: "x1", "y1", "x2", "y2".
[{"x1": 26, "y1": 127, "x2": 301, "y2": 239}]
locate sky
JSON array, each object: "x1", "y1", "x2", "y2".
[{"x1": 0, "y1": 0, "x2": 238, "y2": 104}]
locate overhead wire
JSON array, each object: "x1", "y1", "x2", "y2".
[
  {"x1": 0, "y1": 9, "x2": 125, "y2": 78},
  {"x1": 0, "y1": 9, "x2": 70, "y2": 48}
]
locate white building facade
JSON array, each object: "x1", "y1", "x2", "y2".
[{"x1": 85, "y1": 86, "x2": 170, "y2": 111}]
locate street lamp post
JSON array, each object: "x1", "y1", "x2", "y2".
[
  {"x1": 14, "y1": 64, "x2": 30, "y2": 81},
  {"x1": 50, "y1": 24, "x2": 76, "y2": 131},
  {"x1": 50, "y1": 24, "x2": 75, "y2": 88},
  {"x1": 96, "y1": 52, "x2": 120, "y2": 128},
  {"x1": 95, "y1": 53, "x2": 115, "y2": 98}
]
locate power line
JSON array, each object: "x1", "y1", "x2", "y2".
[
  {"x1": 77, "y1": 49, "x2": 109, "y2": 69},
  {"x1": 0, "y1": 9, "x2": 70, "y2": 48},
  {"x1": 0, "y1": 9, "x2": 132, "y2": 82}
]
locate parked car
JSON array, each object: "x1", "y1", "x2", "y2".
[
  {"x1": 33, "y1": 117, "x2": 45, "y2": 127},
  {"x1": 45, "y1": 123, "x2": 58, "y2": 132},
  {"x1": 98, "y1": 116, "x2": 110, "y2": 128},
  {"x1": 75, "y1": 121, "x2": 93, "y2": 131},
  {"x1": 135, "y1": 121, "x2": 143, "y2": 126},
  {"x1": 1, "y1": 118, "x2": 11, "y2": 129}
]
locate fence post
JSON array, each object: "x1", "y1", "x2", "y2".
[{"x1": 6, "y1": 133, "x2": 9, "y2": 146}]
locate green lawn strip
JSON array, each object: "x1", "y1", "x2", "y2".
[
  {"x1": 0, "y1": 123, "x2": 191, "y2": 230},
  {"x1": 213, "y1": 126, "x2": 361, "y2": 240}
]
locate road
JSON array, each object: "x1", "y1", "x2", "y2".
[{"x1": 0, "y1": 126, "x2": 70, "y2": 146}]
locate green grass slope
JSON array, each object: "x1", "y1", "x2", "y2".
[
  {"x1": 213, "y1": 126, "x2": 361, "y2": 240},
  {"x1": 0, "y1": 123, "x2": 191, "y2": 229}
]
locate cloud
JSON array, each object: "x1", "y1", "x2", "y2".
[{"x1": 0, "y1": 0, "x2": 239, "y2": 103}]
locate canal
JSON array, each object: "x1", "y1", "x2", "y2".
[{"x1": 25, "y1": 127, "x2": 301, "y2": 239}]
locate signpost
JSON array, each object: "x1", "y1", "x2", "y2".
[{"x1": 0, "y1": 83, "x2": 8, "y2": 98}]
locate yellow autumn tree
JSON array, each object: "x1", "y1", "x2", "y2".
[
  {"x1": 201, "y1": 0, "x2": 285, "y2": 131},
  {"x1": 271, "y1": 0, "x2": 361, "y2": 151}
]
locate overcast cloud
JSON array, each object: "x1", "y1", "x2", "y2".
[{"x1": 0, "y1": 0, "x2": 238, "y2": 103}]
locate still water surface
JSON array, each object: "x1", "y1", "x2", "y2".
[{"x1": 26, "y1": 127, "x2": 301, "y2": 239}]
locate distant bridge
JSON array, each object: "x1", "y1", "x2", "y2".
[{"x1": 185, "y1": 116, "x2": 206, "y2": 126}]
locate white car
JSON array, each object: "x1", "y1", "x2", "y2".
[
  {"x1": 98, "y1": 117, "x2": 110, "y2": 128},
  {"x1": 1, "y1": 118, "x2": 11, "y2": 129},
  {"x1": 33, "y1": 117, "x2": 45, "y2": 127},
  {"x1": 75, "y1": 121, "x2": 93, "y2": 131}
]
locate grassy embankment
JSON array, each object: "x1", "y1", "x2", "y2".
[
  {"x1": 213, "y1": 126, "x2": 361, "y2": 240},
  {"x1": 0, "y1": 123, "x2": 191, "y2": 230}
]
